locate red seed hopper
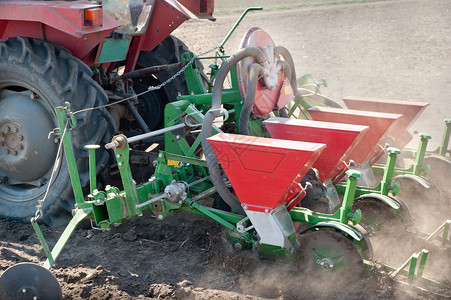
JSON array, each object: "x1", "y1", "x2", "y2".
[
  {"x1": 308, "y1": 106, "x2": 402, "y2": 167},
  {"x1": 343, "y1": 97, "x2": 429, "y2": 149},
  {"x1": 263, "y1": 117, "x2": 369, "y2": 182},
  {"x1": 207, "y1": 133, "x2": 325, "y2": 212}
]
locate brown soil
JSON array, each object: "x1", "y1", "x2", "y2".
[{"x1": 1, "y1": 0, "x2": 450, "y2": 299}]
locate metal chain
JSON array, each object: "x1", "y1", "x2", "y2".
[
  {"x1": 74, "y1": 44, "x2": 220, "y2": 116},
  {"x1": 34, "y1": 120, "x2": 69, "y2": 220}
]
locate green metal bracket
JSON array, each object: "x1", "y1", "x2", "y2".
[
  {"x1": 391, "y1": 249, "x2": 430, "y2": 284},
  {"x1": 85, "y1": 145, "x2": 100, "y2": 195},
  {"x1": 439, "y1": 119, "x2": 451, "y2": 157},
  {"x1": 338, "y1": 147, "x2": 401, "y2": 198},
  {"x1": 32, "y1": 208, "x2": 92, "y2": 270},
  {"x1": 425, "y1": 219, "x2": 451, "y2": 246},
  {"x1": 255, "y1": 243, "x2": 296, "y2": 262},
  {"x1": 413, "y1": 133, "x2": 431, "y2": 175},
  {"x1": 55, "y1": 105, "x2": 84, "y2": 205},
  {"x1": 339, "y1": 170, "x2": 360, "y2": 224},
  {"x1": 373, "y1": 133, "x2": 432, "y2": 179},
  {"x1": 289, "y1": 170, "x2": 362, "y2": 230},
  {"x1": 219, "y1": 7, "x2": 263, "y2": 51},
  {"x1": 181, "y1": 51, "x2": 207, "y2": 95},
  {"x1": 380, "y1": 147, "x2": 401, "y2": 196},
  {"x1": 114, "y1": 138, "x2": 142, "y2": 218}
]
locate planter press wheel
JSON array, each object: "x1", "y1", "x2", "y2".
[
  {"x1": 423, "y1": 155, "x2": 451, "y2": 196},
  {"x1": 297, "y1": 229, "x2": 363, "y2": 282},
  {"x1": 0, "y1": 262, "x2": 62, "y2": 300},
  {"x1": 394, "y1": 176, "x2": 448, "y2": 233},
  {"x1": 351, "y1": 198, "x2": 406, "y2": 236}
]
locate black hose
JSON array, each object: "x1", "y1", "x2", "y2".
[
  {"x1": 275, "y1": 46, "x2": 297, "y2": 92},
  {"x1": 239, "y1": 63, "x2": 264, "y2": 135},
  {"x1": 202, "y1": 47, "x2": 266, "y2": 215},
  {"x1": 275, "y1": 46, "x2": 314, "y2": 118}
]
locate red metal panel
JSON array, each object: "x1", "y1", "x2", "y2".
[
  {"x1": 0, "y1": 1, "x2": 119, "y2": 63},
  {"x1": 308, "y1": 106, "x2": 402, "y2": 166},
  {"x1": 0, "y1": 1, "x2": 119, "y2": 37},
  {"x1": 264, "y1": 117, "x2": 369, "y2": 182},
  {"x1": 140, "y1": 0, "x2": 190, "y2": 52},
  {"x1": 207, "y1": 133, "x2": 325, "y2": 212},
  {"x1": 343, "y1": 97, "x2": 429, "y2": 149},
  {"x1": 176, "y1": 0, "x2": 215, "y2": 20}
]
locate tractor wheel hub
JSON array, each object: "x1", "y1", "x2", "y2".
[
  {"x1": 1, "y1": 124, "x2": 22, "y2": 155},
  {"x1": 0, "y1": 90, "x2": 57, "y2": 183}
]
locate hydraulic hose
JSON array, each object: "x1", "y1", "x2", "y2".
[
  {"x1": 275, "y1": 46, "x2": 297, "y2": 93},
  {"x1": 239, "y1": 63, "x2": 264, "y2": 135},
  {"x1": 202, "y1": 47, "x2": 266, "y2": 215}
]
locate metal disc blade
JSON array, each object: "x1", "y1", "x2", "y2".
[{"x1": 0, "y1": 262, "x2": 62, "y2": 300}]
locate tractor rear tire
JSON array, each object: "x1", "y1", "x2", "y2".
[
  {"x1": 0, "y1": 37, "x2": 115, "y2": 225},
  {"x1": 134, "y1": 35, "x2": 201, "y2": 130}
]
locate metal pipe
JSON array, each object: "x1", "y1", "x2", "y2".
[
  {"x1": 128, "y1": 123, "x2": 185, "y2": 144},
  {"x1": 106, "y1": 123, "x2": 187, "y2": 149},
  {"x1": 85, "y1": 145, "x2": 100, "y2": 195},
  {"x1": 219, "y1": 7, "x2": 263, "y2": 49},
  {"x1": 127, "y1": 100, "x2": 150, "y2": 133},
  {"x1": 136, "y1": 193, "x2": 167, "y2": 209},
  {"x1": 118, "y1": 61, "x2": 187, "y2": 82},
  {"x1": 188, "y1": 176, "x2": 211, "y2": 187}
]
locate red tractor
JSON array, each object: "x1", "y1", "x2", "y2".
[{"x1": 0, "y1": 0, "x2": 214, "y2": 224}]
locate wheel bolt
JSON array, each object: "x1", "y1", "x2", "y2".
[
  {"x1": 18, "y1": 135, "x2": 24, "y2": 141},
  {"x1": 18, "y1": 144, "x2": 24, "y2": 150},
  {"x1": 5, "y1": 125, "x2": 10, "y2": 132},
  {"x1": 5, "y1": 149, "x2": 10, "y2": 154},
  {"x1": 12, "y1": 150, "x2": 18, "y2": 156},
  {"x1": 0, "y1": 141, "x2": 4, "y2": 147},
  {"x1": 13, "y1": 127, "x2": 18, "y2": 133}
]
